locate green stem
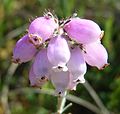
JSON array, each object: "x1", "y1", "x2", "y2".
[{"x1": 57, "y1": 91, "x2": 67, "y2": 114}]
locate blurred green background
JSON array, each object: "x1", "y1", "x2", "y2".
[{"x1": 0, "y1": 0, "x2": 120, "y2": 114}]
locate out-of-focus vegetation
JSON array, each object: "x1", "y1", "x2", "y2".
[{"x1": 0, "y1": 0, "x2": 120, "y2": 114}]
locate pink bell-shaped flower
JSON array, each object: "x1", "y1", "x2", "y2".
[
  {"x1": 28, "y1": 12, "x2": 58, "y2": 47},
  {"x1": 47, "y1": 35, "x2": 70, "y2": 72},
  {"x1": 67, "y1": 47, "x2": 87, "y2": 83},
  {"x1": 12, "y1": 34, "x2": 37, "y2": 64},
  {"x1": 83, "y1": 42, "x2": 109, "y2": 70},
  {"x1": 33, "y1": 48, "x2": 52, "y2": 81},
  {"x1": 50, "y1": 70, "x2": 70, "y2": 96},
  {"x1": 29, "y1": 65, "x2": 46, "y2": 88},
  {"x1": 64, "y1": 17, "x2": 102, "y2": 44}
]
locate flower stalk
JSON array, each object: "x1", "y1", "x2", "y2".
[{"x1": 57, "y1": 91, "x2": 67, "y2": 114}]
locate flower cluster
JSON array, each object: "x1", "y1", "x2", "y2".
[{"x1": 12, "y1": 12, "x2": 109, "y2": 96}]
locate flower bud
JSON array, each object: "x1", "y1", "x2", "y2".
[
  {"x1": 47, "y1": 35, "x2": 70, "y2": 72},
  {"x1": 64, "y1": 18, "x2": 102, "y2": 44},
  {"x1": 83, "y1": 42, "x2": 109, "y2": 70},
  {"x1": 12, "y1": 35, "x2": 37, "y2": 64}
]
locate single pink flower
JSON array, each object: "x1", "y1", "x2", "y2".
[
  {"x1": 50, "y1": 70, "x2": 70, "y2": 96},
  {"x1": 29, "y1": 65, "x2": 46, "y2": 88},
  {"x1": 28, "y1": 12, "x2": 58, "y2": 47},
  {"x1": 67, "y1": 46, "x2": 87, "y2": 83},
  {"x1": 33, "y1": 48, "x2": 52, "y2": 81},
  {"x1": 47, "y1": 35, "x2": 70, "y2": 72},
  {"x1": 12, "y1": 34, "x2": 37, "y2": 64},
  {"x1": 64, "y1": 17, "x2": 102, "y2": 44},
  {"x1": 83, "y1": 42, "x2": 109, "y2": 70},
  {"x1": 66, "y1": 47, "x2": 87, "y2": 90}
]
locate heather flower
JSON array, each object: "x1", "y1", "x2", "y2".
[
  {"x1": 67, "y1": 46, "x2": 87, "y2": 83},
  {"x1": 33, "y1": 48, "x2": 52, "y2": 81},
  {"x1": 29, "y1": 65, "x2": 46, "y2": 88},
  {"x1": 28, "y1": 12, "x2": 58, "y2": 47},
  {"x1": 12, "y1": 11, "x2": 109, "y2": 96},
  {"x1": 47, "y1": 35, "x2": 70, "y2": 72},
  {"x1": 50, "y1": 70, "x2": 70, "y2": 96},
  {"x1": 64, "y1": 17, "x2": 103, "y2": 44},
  {"x1": 12, "y1": 34, "x2": 37, "y2": 64},
  {"x1": 83, "y1": 41, "x2": 109, "y2": 70}
]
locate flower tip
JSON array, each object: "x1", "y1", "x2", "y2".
[
  {"x1": 80, "y1": 80, "x2": 85, "y2": 83},
  {"x1": 74, "y1": 78, "x2": 85, "y2": 84},
  {"x1": 31, "y1": 85, "x2": 42, "y2": 89},
  {"x1": 70, "y1": 86, "x2": 76, "y2": 91},
  {"x1": 38, "y1": 76, "x2": 49, "y2": 82},
  {"x1": 28, "y1": 33, "x2": 43, "y2": 48},
  {"x1": 11, "y1": 57, "x2": 21, "y2": 64},
  {"x1": 55, "y1": 91, "x2": 66, "y2": 97},
  {"x1": 79, "y1": 79, "x2": 85, "y2": 84},
  {"x1": 41, "y1": 76, "x2": 45, "y2": 80},
  {"x1": 62, "y1": 66, "x2": 68, "y2": 72},
  {"x1": 52, "y1": 65, "x2": 68, "y2": 72},
  {"x1": 54, "y1": 88, "x2": 67, "y2": 97},
  {"x1": 99, "y1": 63, "x2": 110, "y2": 70}
]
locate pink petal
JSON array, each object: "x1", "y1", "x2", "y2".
[
  {"x1": 64, "y1": 18, "x2": 102, "y2": 44},
  {"x1": 83, "y1": 42, "x2": 109, "y2": 69},
  {"x1": 12, "y1": 34, "x2": 37, "y2": 64}
]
